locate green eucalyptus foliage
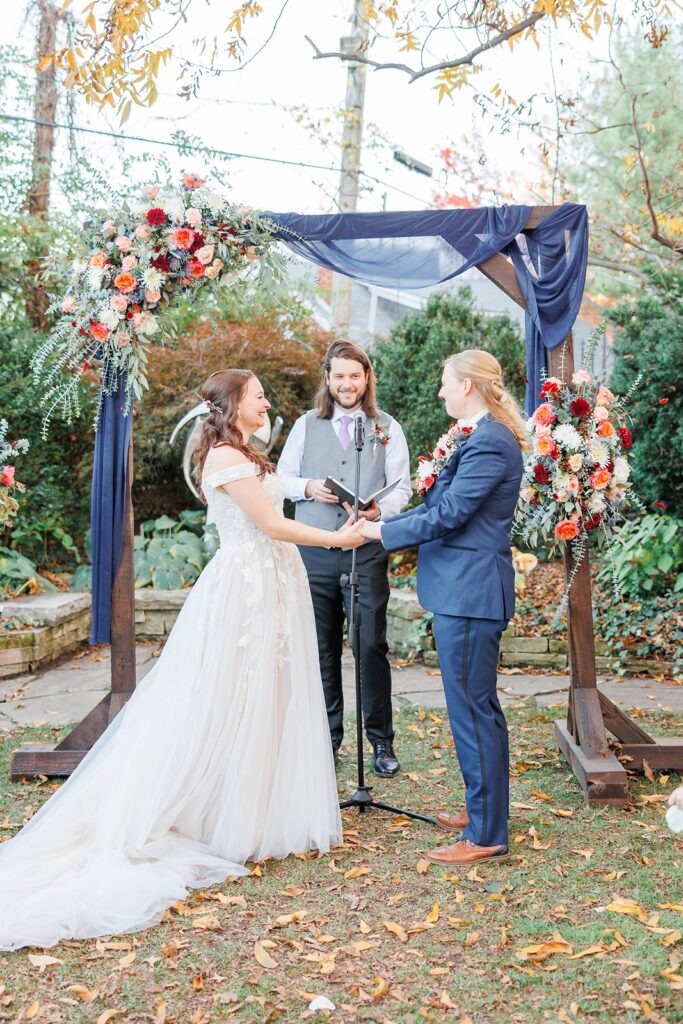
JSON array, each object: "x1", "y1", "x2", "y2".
[{"x1": 373, "y1": 288, "x2": 525, "y2": 469}]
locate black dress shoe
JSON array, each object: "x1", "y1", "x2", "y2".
[
  {"x1": 333, "y1": 747, "x2": 340, "y2": 768},
  {"x1": 373, "y1": 743, "x2": 400, "y2": 777}
]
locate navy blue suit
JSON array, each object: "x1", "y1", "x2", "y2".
[{"x1": 381, "y1": 416, "x2": 523, "y2": 847}]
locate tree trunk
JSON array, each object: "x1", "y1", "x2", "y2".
[{"x1": 25, "y1": 0, "x2": 59, "y2": 331}]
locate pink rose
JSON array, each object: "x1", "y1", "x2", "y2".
[
  {"x1": 144, "y1": 184, "x2": 158, "y2": 200},
  {"x1": 121, "y1": 254, "x2": 137, "y2": 271},
  {"x1": 135, "y1": 224, "x2": 150, "y2": 240},
  {"x1": 144, "y1": 288, "x2": 161, "y2": 304},
  {"x1": 132, "y1": 311, "x2": 146, "y2": 330},
  {"x1": 194, "y1": 244, "x2": 215, "y2": 265},
  {"x1": 1, "y1": 465, "x2": 15, "y2": 487},
  {"x1": 171, "y1": 227, "x2": 195, "y2": 250},
  {"x1": 114, "y1": 331, "x2": 130, "y2": 347},
  {"x1": 115, "y1": 235, "x2": 132, "y2": 252},
  {"x1": 110, "y1": 294, "x2": 128, "y2": 312},
  {"x1": 90, "y1": 321, "x2": 110, "y2": 343},
  {"x1": 593, "y1": 406, "x2": 609, "y2": 422},
  {"x1": 572, "y1": 369, "x2": 592, "y2": 386},
  {"x1": 204, "y1": 265, "x2": 219, "y2": 279},
  {"x1": 567, "y1": 475, "x2": 580, "y2": 494},
  {"x1": 62, "y1": 295, "x2": 76, "y2": 313},
  {"x1": 596, "y1": 386, "x2": 615, "y2": 406},
  {"x1": 102, "y1": 219, "x2": 116, "y2": 236},
  {"x1": 186, "y1": 207, "x2": 202, "y2": 228},
  {"x1": 182, "y1": 172, "x2": 206, "y2": 189},
  {"x1": 532, "y1": 402, "x2": 557, "y2": 427}
]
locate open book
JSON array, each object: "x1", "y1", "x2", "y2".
[{"x1": 323, "y1": 476, "x2": 403, "y2": 512}]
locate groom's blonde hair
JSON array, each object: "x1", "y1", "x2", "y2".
[{"x1": 445, "y1": 349, "x2": 530, "y2": 451}]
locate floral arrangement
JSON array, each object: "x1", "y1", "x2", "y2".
[
  {"x1": 0, "y1": 420, "x2": 29, "y2": 529},
  {"x1": 370, "y1": 421, "x2": 391, "y2": 458},
  {"x1": 513, "y1": 349, "x2": 642, "y2": 619},
  {"x1": 32, "y1": 172, "x2": 285, "y2": 431},
  {"x1": 415, "y1": 422, "x2": 476, "y2": 497}
]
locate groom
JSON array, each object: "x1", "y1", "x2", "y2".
[{"x1": 277, "y1": 340, "x2": 412, "y2": 775}]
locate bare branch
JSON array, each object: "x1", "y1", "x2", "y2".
[
  {"x1": 629, "y1": 92, "x2": 683, "y2": 254},
  {"x1": 587, "y1": 256, "x2": 648, "y2": 279},
  {"x1": 305, "y1": 10, "x2": 546, "y2": 84}
]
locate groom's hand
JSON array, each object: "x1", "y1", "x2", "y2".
[
  {"x1": 343, "y1": 500, "x2": 381, "y2": 521},
  {"x1": 305, "y1": 479, "x2": 339, "y2": 504}
]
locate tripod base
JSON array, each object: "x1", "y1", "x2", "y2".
[{"x1": 340, "y1": 784, "x2": 436, "y2": 825}]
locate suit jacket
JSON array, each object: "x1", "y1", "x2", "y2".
[{"x1": 381, "y1": 416, "x2": 523, "y2": 620}]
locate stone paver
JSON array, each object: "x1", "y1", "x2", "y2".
[{"x1": 0, "y1": 643, "x2": 681, "y2": 734}]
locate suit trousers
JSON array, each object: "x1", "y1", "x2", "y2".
[
  {"x1": 298, "y1": 543, "x2": 394, "y2": 750},
  {"x1": 432, "y1": 613, "x2": 509, "y2": 848}
]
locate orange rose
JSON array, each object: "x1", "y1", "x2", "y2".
[
  {"x1": 532, "y1": 402, "x2": 557, "y2": 427},
  {"x1": 90, "y1": 251, "x2": 108, "y2": 268},
  {"x1": 114, "y1": 272, "x2": 137, "y2": 294},
  {"x1": 590, "y1": 468, "x2": 612, "y2": 490},
  {"x1": 534, "y1": 436, "x2": 559, "y2": 458},
  {"x1": 597, "y1": 420, "x2": 615, "y2": 437},
  {"x1": 554, "y1": 519, "x2": 580, "y2": 541},
  {"x1": 90, "y1": 322, "x2": 109, "y2": 343},
  {"x1": 171, "y1": 227, "x2": 195, "y2": 250},
  {"x1": 187, "y1": 260, "x2": 205, "y2": 278}
]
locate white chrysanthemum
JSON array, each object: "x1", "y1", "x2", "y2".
[
  {"x1": 143, "y1": 268, "x2": 163, "y2": 289},
  {"x1": 87, "y1": 267, "x2": 105, "y2": 290},
  {"x1": 199, "y1": 189, "x2": 226, "y2": 213},
  {"x1": 589, "y1": 440, "x2": 610, "y2": 467},
  {"x1": 587, "y1": 492, "x2": 606, "y2": 513},
  {"x1": 71, "y1": 258, "x2": 87, "y2": 277},
  {"x1": 99, "y1": 308, "x2": 121, "y2": 330},
  {"x1": 613, "y1": 456, "x2": 631, "y2": 485},
  {"x1": 138, "y1": 313, "x2": 160, "y2": 336},
  {"x1": 552, "y1": 424, "x2": 583, "y2": 450}
]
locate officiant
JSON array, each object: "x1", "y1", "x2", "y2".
[{"x1": 278, "y1": 340, "x2": 412, "y2": 776}]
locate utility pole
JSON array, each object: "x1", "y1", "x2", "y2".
[
  {"x1": 330, "y1": 0, "x2": 369, "y2": 334},
  {"x1": 25, "y1": 0, "x2": 60, "y2": 331}
]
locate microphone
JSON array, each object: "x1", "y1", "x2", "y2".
[{"x1": 354, "y1": 416, "x2": 365, "y2": 450}]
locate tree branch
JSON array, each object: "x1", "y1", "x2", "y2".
[
  {"x1": 587, "y1": 256, "x2": 648, "y2": 279},
  {"x1": 630, "y1": 92, "x2": 683, "y2": 254},
  {"x1": 305, "y1": 10, "x2": 546, "y2": 84}
]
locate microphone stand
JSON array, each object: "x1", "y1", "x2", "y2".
[{"x1": 339, "y1": 416, "x2": 435, "y2": 825}]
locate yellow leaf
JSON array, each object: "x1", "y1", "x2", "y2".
[
  {"x1": 659, "y1": 904, "x2": 683, "y2": 914},
  {"x1": 643, "y1": 759, "x2": 655, "y2": 783},
  {"x1": 464, "y1": 931, "x2": 480, "y2": 947},
  {"x1": 660, "y1": 931, "x2": 682, "y2": 947},
  {"x1": 382, "y1": 920, "x2": 408, "y2": 942},
  {"x1": 154, "y1": 1001, "x2": 166, "y2": 1024},
  {"x1": 274, "y1": 912, "x2": 307, "y2": 926},
  {"x1": 531, "y1": 788, "x2": 554, "y2": 802},
  {"x1": 605, "y1": 898, "x2": 648, "y2": 922},
  {"x1": 68, "y1": 985, "x2": 100, "y2": 1002},
  {"x1": 36, "y1": 53, "x2": 54, "y2": 72},
  {"x1": 430, "y1": 966, "x2": 450, "y2": 975},
  {"x1": 573, "y1": 848, "x2": 593, "y2": 861},
  {"x1": 440, "y1": 990, "x2": 458, "y2": 1009},
  {"x1": 27, "y1": 953, "x2": 63, "y2": 971},
  {"x1": 160, "y1": 943, "x2": 179, "y2": 957},
  {"x1": 192, "y1": 914, "x2": 221, "y2": 931},
  {"x1": 371, "y1": 976, "x2": 390, "y2": 1000},
  {"x1": 359, "y1": 920, "x2": 371, "y2": 934},
  {"x1": 117, "y1": 951, "x2": 136, "y2": 967},
  {"x1": 424, "y1": 901, "x2": 440, "y2": 924},
  {"x1": 516, "y1": 938, "x2": 572, "y2": 961},
  {"x1": 416, "y1": 859, "x2": 430, "y2": 874},
  {"x1": 569, "y1": 944, "x2": 605, "y2": 959},
  {"x1": 96, "y1": 1012, "x2": 120, "y2": 1024},
  {"x1": 254, "y1": 941, "x2": 278, "y2": 969},
  {"x1": 551, "y1": 808, "x2": 574, "y2": 818},
  {"x1": 345, "y1": 866, "x2": 369, "y2": 879},
  {"x1": 25, "y1": 1004, "x2": 40, "y2": 1020}
]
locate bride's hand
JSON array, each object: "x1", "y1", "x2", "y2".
[
  {"x1": 358, "y1": 518, "x2": 382, "y2": 542},
  {"x1": 335, "y1": 520, "x2": 365, "y2": 548}
]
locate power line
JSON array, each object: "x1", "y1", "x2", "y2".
[{"x1": 0, "y1": 112, "x2": 437, "y2": 209}]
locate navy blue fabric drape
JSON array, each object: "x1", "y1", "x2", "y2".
[
  {"x1": 89, "y1": 382, "x2": 132, "y2": 644},
  {"x1": 91, "y1": 203, "x2": 588, "y2": 644}
]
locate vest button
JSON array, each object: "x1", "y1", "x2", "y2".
[{"x1": 341, "y1": 460, "x2": 346, "y2": 465}]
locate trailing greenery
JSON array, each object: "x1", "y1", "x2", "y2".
[
  {"x1": 374, "y1": 288, "x2": 526, "y2": 469},
  {"x1": 608, "y1": 269, "x2": 683, "y2": 518}
]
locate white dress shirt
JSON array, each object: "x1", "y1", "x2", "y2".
[
  {"x1": 458, "y1": 408, "x2": 489, "y2": 430},
  {"x1": 277, "y1": 405, "x2": 412, "y2": 519}
]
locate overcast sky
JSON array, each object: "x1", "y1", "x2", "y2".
[{"x1": 4, "y1": 1, "x2": 627, "y2": 214}]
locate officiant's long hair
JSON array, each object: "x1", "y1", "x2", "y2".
[
  {"x1": 315, "y1": 340, "x2": 379, "y2": 419},
  {"x1": 193, "y1": 369, "x2": 274, "y2": 501},
  {"x1": 446, "y1": 350, "x2": 530, "y2": 452}
]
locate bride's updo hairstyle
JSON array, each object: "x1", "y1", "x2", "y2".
[
  {"x1": 445, "y1": 349, "x2": 530, "y2": 452},
  {"x1": 193, "y1": 369, "x2": 275, "y2": 500}
]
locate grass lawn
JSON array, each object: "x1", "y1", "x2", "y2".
[{"x1": 0, "y1": 701, "x2": 682, "y2": 1024}]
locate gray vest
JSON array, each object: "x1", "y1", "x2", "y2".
[{"x1": 296, "y1": 410, "x2": 389, "y2": 531}]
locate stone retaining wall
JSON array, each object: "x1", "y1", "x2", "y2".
[{"x1": 0, "y1": 587, "x2": 674, "y2": 678}]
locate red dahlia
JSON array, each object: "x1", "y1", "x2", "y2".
[
  {"x1": 146, "y1": 207, "x2": 166, "y2": 226},
  {"x1": 618, "y1": 427, "x2": 632, "y2": 449},
  {"x1": 533, "y1": 464, "x2": 551, "y2": 485},
  {"x1": 570, "y1": 398, "x2": 590, "y2": 417},
  {"x1": 584, "y1": 513, "x2": 602, "y2": 531},
  {"x1": 151, "y1": 254, "x2": 171, "y2": 273}
]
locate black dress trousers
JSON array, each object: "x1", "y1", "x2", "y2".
[{"x1": 298, "y1": 541, "x2": 393, "y2": 750}]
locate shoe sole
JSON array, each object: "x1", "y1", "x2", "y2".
[
  {"x1": 373, "y1": 768, "x2": 400, "y2": 777},
  {"x1": 425, "y1": 851, "x2": 509, "y2": 865}
]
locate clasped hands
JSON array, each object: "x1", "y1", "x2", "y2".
[{"x1": 339, "y1": 504, "x2": 383, "y2": 545}]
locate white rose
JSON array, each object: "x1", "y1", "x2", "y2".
[
  {"x1": 587, "y1": 492, "x2": 606, "y2": 513},
  {"x1": 568, "y1": 453, "x2": 583, "y2": 471},
  {"x1": 613, "y1": 457, "x2": 630, "y2": 485},
  {"x1": 99, "y1": 308, "x2": 121, "y2": 330},
  {"x1": 138, "y1": 312, "x2": 160, "y2": 336}
]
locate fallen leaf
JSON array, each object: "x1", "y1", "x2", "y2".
[
  {"x1": 439, "y1": 990, "x2": 458, "y2": 1009},
  {"x1": 643, "y1": 759, "x2": 655, "y2": 783},
  {"x1": 192, "y1": 914, "x2": 221, "y2": 931},
  {"x1": 569, "y1": 945, "x2": 605, "y2": 959},
  {"x1": 27, "y1": 954, "x2": 62, "y2": 971},
  {"x1": 382, "y1": 920, "x2": 408, "y2": 942},
  {"x1": 345, "y1": 866, "x2": 369, "y2": 879},
  {"x1": 154, "y1": 1001, "x2": 166, "y2": 1024},
  {"x1": 254, "y1": 941, "x2": 278, "y2": 969},
  {"x1": 117, "y1": 951, "x2": 136, "y2": 968},
  {"x1": 274, "y1": 912, "x2": 307, "y2": 926},
  {"x1": 605, "y1": 898, "x2": 648, "y2": 922},
  {"x1": 96, "y1": 1012, "x2": 120, "y2": 1024},
  {"x1": 68, "y1": 985, "x2": 100, "y2": 1003},
  {"x1": 25, "y1": 1003, "x2": 40, "y2": 1020},
  {"x1": 551, "y1": 808, "x2": 575, "y2": 818},
  {"x1": 416, "y1": 859, "x2": 431, "y2": 875},
  {"x1": 464, "y1": 932, "x2": 481, "y2": 947},
  {"x1": 371, "y1": 977, "x2": 390, "y2": 1000},
  {"x1": 531, "y1": 788, "x2": 554, "y2": 802},
  {"x1": 660, "y1": 931, "x2": 682, "y2": 947},
  {"x1": 424, "y1": 901, "x2": 440, "y2": 924},
  {"x1": 573, "y1": 848, "x2": 593, "y2": 861},
  {"x1": 516, "y1": 938, "x2": 572, "y2": 961}
]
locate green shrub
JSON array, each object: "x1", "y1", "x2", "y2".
[
  {"x1": 0, "y1": 547, "x2": 57, "y2": 598},
  {"x1": 373, "y1": 288, "x2": 526, "y2": 468},
  {"x1": 608, "y1": 269, "x2": 683, "y2": 518},
  {"x1": 597, "y1": 513, "x2": 683, "y2": 598}
]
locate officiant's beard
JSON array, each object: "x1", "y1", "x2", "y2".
[{"x1": 329, "y1": 382, "x2": 366, "y2": 411}]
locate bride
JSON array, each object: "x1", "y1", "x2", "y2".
[{"x1": 0, "y1": 368, "x2": 364, "y2": 951}]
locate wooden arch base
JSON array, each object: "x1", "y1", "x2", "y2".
[{"x1": 11, "y1": 205, "x2": 683, "y2": 797}]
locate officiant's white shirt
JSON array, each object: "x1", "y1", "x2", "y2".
[{"x1": 277, "y1": 405, "x2": 412, "y2": 518}]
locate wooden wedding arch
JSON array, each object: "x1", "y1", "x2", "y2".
[{"x1": 11, "y1": 205, "x2": 683, "y2": 804}]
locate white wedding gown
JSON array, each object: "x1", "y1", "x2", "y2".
[{"x1": 0, "y1": 464, "x2": 342, "y2": 951}]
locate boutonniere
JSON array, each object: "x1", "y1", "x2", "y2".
[
  {"x1": 414, "y1": 421, "x2": 477, "y2": 497},
  {"x1": 370, "y1": 421, "x2": 391, "y2": 459}
]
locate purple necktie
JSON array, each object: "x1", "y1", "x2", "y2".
[{"x1": 338, "y1": 415, "x2": 353, "y2": 450}]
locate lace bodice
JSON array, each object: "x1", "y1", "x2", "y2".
[{"x1": 202, "y1": 464, "x2": 286, "y2": 548}]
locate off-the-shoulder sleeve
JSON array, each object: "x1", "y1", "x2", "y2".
[{"x1": 202, "y1": 463, "x2": 258, "y2": 489}]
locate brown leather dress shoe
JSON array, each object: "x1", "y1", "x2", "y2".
[
  {"x1": 434, "y1": 810, "x2": 469, "y2": 831},
  {"x1": 426, "y1": 839, "x2": 509, "y2": 865}
]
